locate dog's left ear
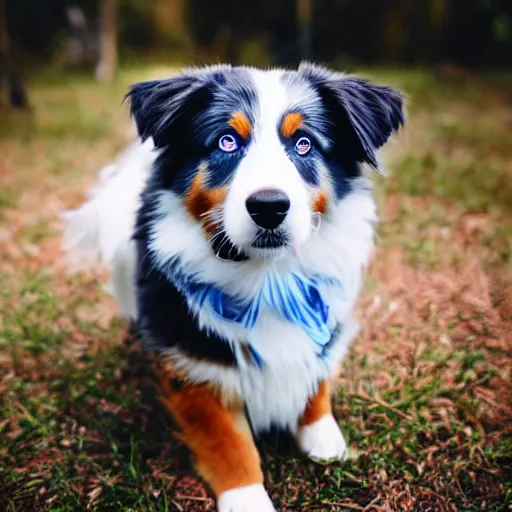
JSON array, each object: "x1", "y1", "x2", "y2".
[
  {"x1": 125, "y1": 65, "x2": 238, "y2": 149},
  {"x1": 125, "y1": 74, "x2": 212, "y2": 148},
  {"x1": 299, "y1": 62, "x2": 405, "y2": 171}
]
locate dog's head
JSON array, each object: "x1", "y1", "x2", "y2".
[{"x1": 128, "y1": 63, "x2": 404, "y2": 262}]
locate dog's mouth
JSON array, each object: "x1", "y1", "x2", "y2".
[
  {"x1": 251, "y1": 228, "x2": 290, "y2": 250},
  {"x1": 209, "y1": 228, "x2": 290, "y2": 262},
  {"x1": 210, "y1": 230, "x2": 249, "y2": 262}
]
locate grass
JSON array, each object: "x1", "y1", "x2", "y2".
[{"x1": 0, "y1": 64, "x2": 511, "y2": 511}]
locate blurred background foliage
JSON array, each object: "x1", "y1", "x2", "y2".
[{"x1": 3, "y1": 0, "x2": 512, "y2": 71}]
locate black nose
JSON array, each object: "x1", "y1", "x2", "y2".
[{"x1": 245, "y1": 189, "x2": 290, "y2": 230}]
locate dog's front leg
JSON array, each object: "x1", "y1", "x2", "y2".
[
  {"x1": 156, "y1": 363, "x2": 276, "y2": 512},
  {"x1": 296, "y1": 380, "x2": 348, "y2": 462}
]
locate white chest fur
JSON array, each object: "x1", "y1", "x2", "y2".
[
  {"x1": 168, "y1": 307, "x2": 360, "y2": 433},
  {"x1": 152, "y1": 180, "x2": 377, "y2": 433}
]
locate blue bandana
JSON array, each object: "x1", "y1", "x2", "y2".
[{"x1": 162, "y1": 259, "x2": 341, "y2": 367}]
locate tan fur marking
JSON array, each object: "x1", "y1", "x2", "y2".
[
  {"x1": 299, "y1": 380, "x2": 332, "y2": 426},
  {"x1": 281, "y1": 112, "x2": 303, "y2": 138},
  {"x1": 228, "y1": 112, "x2": 251, "y2": 139},
  {"x1": 155, "y1": 362, "x2": 263, "y2": 496},
  {"x1": 185, "y1": 170, "x2": 227, "y2": 225},
  {"x1": 312, "y1": 189, "x2": 328, "y2": 215}
]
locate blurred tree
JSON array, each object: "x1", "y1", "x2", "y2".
[
  {"x1": 0, "y1": 0, "x2": 28, "y2": 108},
  {"x1": 66, "y1": 5, "x2": 98, "y2": 66},
  {"x1": 384, "y1": 0, "x2": 409, "y2": 62},
  {"x1": 3, "y1": 0, "x2": 512, "y2": 68},
  {"x1": 151, "y1": 0, "x2": 191, "y2": 50},
  {"x1": 297, "y1": 0, "x2": 312, "y2": 60},
  {"x1": 95, "y1": 0, "x2": 117, "y2": 83},
  {"x1": 428, "y1": 0, "x2": 447, "y2": 64}
]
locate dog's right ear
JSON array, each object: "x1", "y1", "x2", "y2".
[
  {"x1": 125, "y1": 74, "x2": 212, "y2": 148},
  {"x1": 299, "y1": 62, "x2": 405, "y2": 173}
]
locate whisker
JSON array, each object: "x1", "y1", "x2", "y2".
[
  {"x1": 203, "y1": 215, "x2": 223, "y2": 231},
  {"x1": 202, "y1": 206, "x2": 225, "y2": 230},
  {"x1": 200, "y1": 205, "x2": 224, "y2": 219},
  {"x1": 215, "y1": 235, "x2": 232, "y2": 258},
  {"x1": 311, "y1": 212, "x2": 322, "y2": 231}
]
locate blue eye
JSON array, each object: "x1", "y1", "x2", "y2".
[
  {"x1": 295, "y1": 136, "x2": 312, "y2": 156},
  {"x1": 218, "y1": 134, "x2": 238, "y2": 153}
]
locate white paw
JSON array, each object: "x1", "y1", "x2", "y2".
[
  {"x1": 296, "y1": 414, "x2": 348, "y2": 462},
  {"x1": 217, "y1": 484, "x2": 276, "y2": 512}
]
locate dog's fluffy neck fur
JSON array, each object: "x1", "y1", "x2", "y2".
[
  {"x1": 145, "y1": 181, "x2": 373, "y2": 353},
  {"x1": 138, "y1": 169, "x2": 376, "y2": 432},
  {"x1": 145, "y1": 177, "x2": 375, "y2": 299}
]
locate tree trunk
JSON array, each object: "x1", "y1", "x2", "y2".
[
  {"x1": 151, "y1": 0, "x2": 191, "y2": 49},
  {"x1": 0, "y1": 0, "x2": 29, "y2": 109},
  {"x1": 0, "y1": 0, "x2": 9, "y2": 56},
  {"x1": 95, "y1": 0, "x2": 118, "y2": 84},
  {"x1": 384, "y1": 0, "x2": 408, "y2": 62},
  {"x1": 297, "y1": 0, "x2": 312, "y2": 61},
  {"x1": 428, "y1": 0, "x2": 447, "y2": 65}
]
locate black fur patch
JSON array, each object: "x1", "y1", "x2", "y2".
[
  {"x1": 289, "y1": 62, "x2": 405, "y2": 199},
  {"x1": 134, "y1": 228, "x2": 237, "y2": 365},
  {"x1": 298, "y1": 62, "x2": 405, "y2": 172},
  {"x1": 127, "y1": 67, "x2": 258, "y2": 197}
]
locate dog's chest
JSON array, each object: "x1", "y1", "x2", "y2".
[
  {"x1": 183, "y1": 304, "x2": 358, "y2": 434},
  {"x1": 179, "y1": 270, "x2": 362, "y2": 433},
  {"x1": 235, "y1": 315, "x2": 333, "y2": 433},
  {"x1": 240, "y1": 309, "x2": 359, "y2": 433}
]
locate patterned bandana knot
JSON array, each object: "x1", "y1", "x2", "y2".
[{"x1": 164, "y1": 259, "x2": 341, "y2": 367}]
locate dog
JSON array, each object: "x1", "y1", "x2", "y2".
[{"x1": 62, "y1": 62, "x2": 404, "y2": 511}]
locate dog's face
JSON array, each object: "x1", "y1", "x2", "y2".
[{"x1": 128, "y1": 64, "x2": 404, "y2": 262}]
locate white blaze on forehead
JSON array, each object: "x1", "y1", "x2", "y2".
[
  {"x1": 241, "y1": 70, "x2": 299, "y2": 189},
  {"x1": 222, "y1": 69, "x2": 313, "y2": 251},
  {"x1": 251, "y1": 69, "x2": 289, "y2": 136},
  {"x1": 234, "y1": 69, "x2": 302, "y2": 189}
]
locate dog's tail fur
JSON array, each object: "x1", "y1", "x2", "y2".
[{"x1": 61, "y1": 138, "x2": 155, "y2": 318}]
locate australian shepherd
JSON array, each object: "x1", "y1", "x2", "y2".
[{"x1": 62, "y1": 62, "x2": 405, "y2": 511}]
